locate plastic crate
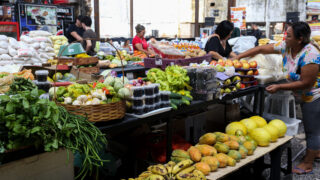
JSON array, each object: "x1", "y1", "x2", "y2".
[
  {"x1": 263, "y1": 113, "x2": 301, "y2": 136},
  {"x1": 144, "y1": 54, "x2": 212, "y2": 69}
]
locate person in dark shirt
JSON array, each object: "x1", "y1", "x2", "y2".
[
  {"x1": 81, "y1": 16, "x2": 97, "y2": 56},
  {"x1": 66, "y1": 15, "x2": 84, "y2": 43},
  {"x1": 205, "y1": 20, "x2": 237, "y2": 60},
  {"x1": 251, "y1": 24, "x2": 262, "y2": 46},
  {"x1": 231, "y1": 27, "x2": 241, "y2": 38}
]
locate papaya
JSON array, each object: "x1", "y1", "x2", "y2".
[
  {"x1": 214, "y1": 142, "x2": 230, "y2": 154},
  {"x1": 187, "y1": 146, "x2": 202, "y2": 162},
  {"x1": 243, "y1": 141, "x2": 256, "y2": 155},
  {"x1": 171, "y1": 156, "x2": 189, "y2": 164},
  {"x1": 224, "y1": 140, "x2": 240, "y2": 150},
  {"x1": 227, "y1": 156, "x2": 237, "y2": 166},
  {"x1": 199, "y1": 133, "x2": 216, "y2": 145},
  {"x1": 214, "y1": 132, "x2": 230, "y2": 142},
  {"x1": 194, "y1": 162, "x2": 211, "y2": 175},
  {"x1": 227, "y1": 150, "x2": 242, "y2": 162},
  {"x1": 216, "y1": 153, "x2": 228, "y2": 168},
  {"x1": 195, "y1": 144, "x2": 217, "y2": 156},
  {"x1": 201, "y1": 156, "x2": 219, "y2": 172},
  {"x1": 171, "y1": 149, "x2": 190, "y2": 159},
  {"x1": 238, "y1": 145, "x2": 248, "y2": 159},
  {"x1": 237, "y1": 135, "x2": 246, "y2": 145},
  {"x1": 229, "y1": 135, "x2": 240, "y2": 142}
]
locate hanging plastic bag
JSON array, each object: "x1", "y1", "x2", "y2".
[{"x1": 231, "y1": 36, "x2": 257, "y2": 54}]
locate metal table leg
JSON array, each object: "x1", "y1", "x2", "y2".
[
  {"x1": 253, "y1": 90, "x2": 259, "y2": 115},
  {"x1": 270, "y1": 146, "x2": 282, "y2": 180},
  {"x1": 166, "y1": 114, "x2": 173, "y2": 162},
  {"x1": 259, "y1": 87, "x2": 265, "y2": 116}
]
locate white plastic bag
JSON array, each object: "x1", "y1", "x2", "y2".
[
  {"x1": 33, "y1": 37, "x2": 52, "y2": 44},
  {"x1": 0, "y1": 35, "x2": 8, "y2": 42},
  {"x1": 0, "y1": 54, "x2": 12, "y2": 60},
  {"x1": 18, "y1": 41, "x2": 28, "y2": 49},
  {"x1": 45, "y1": 47, "x2": 55, "y2": 52},
  {"x1": 0, "y1": 41, "x2": 9, "y2": 49},
  {"x1": 0, "y1": 61, "x2": 13, "y2": 66},
  {"x1": 232, "y1": 36, "x2": 257, "y2": 54},
  {"x1": 20, "y1": 35, "x2": 34, "y2": 44},
  {"x1": 31, "y1": 42, "x2": 41, "y2": 49},
  {"x1": 8, "y1": 46, "x2": 17, "y2": 57},
  {"x1": 29, "y1": 30, "x2": 52, "y2": 37},
  {"x1": 8, "y1": 37, "x2": 19, "y2": 49},
  {"x1": 39, "y1": 53, "x2": 50, "y2": 60},
  {"x1": 18, "y1": 48, "x2": 35, "y2": 57},
  {"x1": 0, "y1": 48, "x2": 8, "y2": 54}
]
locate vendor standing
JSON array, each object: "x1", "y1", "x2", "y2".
[
  {"x1": 81, "y1": 16, "x2": 97, "y2": 56},
  {"x1": 132, "y1": 24, "x2": 154, "y2": 56},
  {"x1": 233, "y1": 22, "x2": 320, "y2": 174},
  {"x1": 205, "y1": 20, "x2": 237, "y2": 60},
  {"x1": 66, "y1": 15, "x2": 84, "y2": 43}
]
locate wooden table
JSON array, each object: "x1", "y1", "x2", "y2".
[{"x1": 206, "y1": 136, "x2": 293, "y2": 180}]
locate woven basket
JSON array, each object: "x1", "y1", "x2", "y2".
[
  {"x1": 58, "y1": 101, "x2": 126, "y2": 122},
  {"x1": 54, "y1": 41, "x2": 127, "y2": 122}
]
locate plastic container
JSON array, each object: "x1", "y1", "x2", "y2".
[
  {"x1": 146, "y1": 104, "x2": 155, "y2": 112},
  {"x1": 131, "y1": 86, "x2": 145, "y2": 98},
  {"x1": 34, "y1": 81, "x2": 51, "y2": 92},
  {"x1": 155, "y1": 102, "x2": 161, "y2": 109},
  {"x1": 161, "y1": 101, "x2": 171, "y2": 108},
  {"x1": 153, "y1": 83, "x2": 160, "y2": 95},
  {"x1": 35, "y1": 70, "x2": 49, "y2": 82},
  {"x1": 133, "y1": 106, "x2": 144, "y2": 115},
  {"x1": 144, "y1": 85, "x2": 154, "y2": 96},
  {"x1": 145, "y1": 96, "x2": 155, "y2": 105},
  {"x1": 154, "y1": 94, "x2": 160, "y2": 104},
  {"x1": 160, "y1": 91, "x2": 171, "y2": 101},
  {"x1": 132, "y1": 99, "x2": 144, "y2": 108}
]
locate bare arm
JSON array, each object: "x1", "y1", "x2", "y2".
[
  {"x1": 233, "y1": 44, "x2": 280, "y2": 60},
  {"x1": 209, "y1": 51, "x2": 225, "y2": 60},
  {"x1": 266, "y1": 64, "x2": 319, "y2": 93},
  {"x1": 229, "y1": 51, "x2": 237, "y2": 58},
  {"x1": 86, "y1": 40, "x2": 92, "y2": 52},
  {"x1": 71, "y1": 31, "x2": 83, "y2": 42},
  {"x1": 135, "y1": 43, "x2": 150, "y2": 55}
]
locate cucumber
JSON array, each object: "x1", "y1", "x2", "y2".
[
  {"x1": 170, "y1": 99, "x2": 183, "y2": 106},
  {"x1": 182, "y1": 96, "x2": 192, "y2": 101},
  {"x1": 171, "y1": 103, "x2": 178, "y2": 110},
  {"x1": 181, "y1": 98, "x2": 190, "y2": 105},
  {"x1": 170, "y1": 93, "x2": 183, "y2": 99}
]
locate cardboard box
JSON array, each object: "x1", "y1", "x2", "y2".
[{"x1": 0, "y1": 149, "x2": 74, "y2": 180}]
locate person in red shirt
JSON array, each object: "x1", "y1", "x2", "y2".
[{"x1": 132, "y1": 24, "x2": 154, "y2": 56}]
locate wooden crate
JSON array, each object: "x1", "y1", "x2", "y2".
[
  {"x1": 73, "y1": 66, "x2": 100, "y2": 74},
  {"x1": 74, "y1": 57, "x2": 99, "y2": 66}
]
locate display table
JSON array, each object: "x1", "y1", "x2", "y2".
[{"x1": 207, "y1": 136, "x2": 293, "y2": 180}]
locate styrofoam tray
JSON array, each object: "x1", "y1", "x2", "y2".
[
  {"x1": 126, "y1": 107, "x2": 172, "y2": 118},
  {"x1": 263, "y1": 113, "x2": 301, "y2": 136}
]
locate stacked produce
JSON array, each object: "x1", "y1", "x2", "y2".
[
  {"x1": 0, "y1": 69, "x2": 34, "y2": 94},
  {"x1": 129, "y1": 116, "x2": 287, "y2": 179},
  {"x1": 51, "y1": 76, "x2": 130, "y2": 105},
  {"x1": 49, "y1": 72, "x2": 77, "y2": 83},
  {"x1": 183, "y1": 49, "x2": 207, "y2": 59},
  {"x1": 258, "y1": 38, "x2": 270, "y2": 46},
  {"x1": 147, "y1": 66, "x2": 192, "y2": 109},
  {"x1": 0, "y1": 78, "x2": 108, "y2": 178},
  {"x1": 0, "y1": 35, "x2": 20, "y2": 66},
  {"x1": 50, "y1": 35, "x2": 68, "y2": 55},
  {"x1": 96, "y1": 51, "x2": 130, "y2": 68}
]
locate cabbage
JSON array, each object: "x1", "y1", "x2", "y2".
[
  {"x1": 114, "y1": 81, "x2": 124, "y2": 92},
  {"x1": 118, "y1": 88, "x2": 131, "y2": 99},
  {"x1": 119, "y1": 76, "x2": 129, "y2": 85},
  {"x1": 49, "y1": 87, "x2": 58, "y2": 97},
  {"x1": 104, "y1": 76, "x2": 115, "y2": 86}
]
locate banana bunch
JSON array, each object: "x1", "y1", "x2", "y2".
[{"x1": 129, "y1": 159, "x2": 206, "y2": 180}]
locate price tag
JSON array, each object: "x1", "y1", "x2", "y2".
[{"x1": 155, "y1": 59, "x2": 162, "y2": 65}]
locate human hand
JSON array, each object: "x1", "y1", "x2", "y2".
[
  {"x1": 266, "y1": 84, "x2": 281, "y2": 94},
  {"x1": 230, "y1": 56, "x2": 239, "y2": 61}
]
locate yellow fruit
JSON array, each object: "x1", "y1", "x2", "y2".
[
  {"x1": 243, "y1": 141, "x2": 256, "y2": 155},
  {"x1": 216, "y1": 153, "x2": 228, "y2": 168},
  {"x1": 250, "y1": 116, "x2": 267, "y2": 128},
  {"x1": 263, "y1": 124, "x2": 280, "y2": 142},
  {"x1": 269, "y1": 119, "x2": 287, "y2": 137},
  {"x1": 188, "y1": 146, "x2": 202, "y2": 162},
  {"x1": 226, "y1": 122, "x2": 247, "y2": 135},
  {"x1": 228, "y1": 150, "x2": 242, "y2": 162},
  {"x1": 214, "y1": 132, "x2": 230, "y2": 142},
  {"x1": 214, "y1": 142, "x2": 230, "y2": 154},
  {"x1": 201, "y1": 156, "x2": 219, "y2": 171},
  {"x1": 240, "y1": 118, "x2": 257, "y2": 133},
  {"x1": 250, "y1": 128, "x2": 271, "y2": 147},
  {"x1": 224, "y1": 140, "x2": 240, "y2": 150},
  {"x1": 238, "y1": 145, "x2": 248, "y2": 159},
  {"x1": 229, "y1": 135, "x2": 240, "y2": 142},
  {"x1": 195, "y1": 144, "x2": 217, "y2": 156},
  {"x1": 199, "y1": 133, "x2": 216, "y2": 145},
  {"x1": 227, "y1": 156, "x2": 236, "y2": 166},
  {"x1": 194, "y1": 162, "x2": 211, "y2": 175}
]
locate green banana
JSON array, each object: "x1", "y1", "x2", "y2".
[
  {"x1": 138, "y1": 171, "x2": 152, "y2": 178},
  {"x1": 176, "y1": 173, "x2": 195, "y2": 180},
  {"x1": 171, "y1": 156, "x2": 189, "y2": 164},
  {"x1": 150, "y1": 164, "x2": 168, "y2": 176},
  {"x1": 177, "y1": 166, "x2": 195, "y2": 175},
  {"x1": 145, "y1": 174, "x2": 165, "y2": 180},
  {"x1": 172, "y1": 159, "x2": 193, "y2": 175},
  {"x1": 192, "y1": 169, "x2": 206, "y2": 180},
  {"x1": 165, "y1": 161, "x2": 176, "y2": 174}
]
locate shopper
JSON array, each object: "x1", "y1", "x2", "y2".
[
  {"x1": 233, "y1": 22, "x2": 320, "y2": 174},
  {"x1": 132, "y1": 24, "x2": 154, "y2": 56},
  {"x1": 81, "y1": 16, "x2": 97, "y2": 56},
  {"x1": 250, "y1": 23, "x2": 262, "y2": 46},
  {"x1": 231, "y1": 27, "x2": 241, "y2": 38},
  {"x1": 205, "y1": 20, "x2": 237, "y2": 60},
  {"x1": 66, "y1": 15, "x2": 84, "y2": 43},
  {"x1": 122, "y1": 39, "x2": 132, "y2": 51}
]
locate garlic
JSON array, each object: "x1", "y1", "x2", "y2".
[
  {"x1": 92, "y1": 91, "x2": 102, "y2": 99},
  {"x1": 72, "y1": 100, "x2": 82, "y2": 105},
  {"x1": 77, "y1": 95, "x2": 88, "y2": 103},
  {"x1": 85, "y1": 101, "x2": 93, "y2": 105},
  {"x1": 64, "y1": 97, "x2": 72, "y2": 104},
  {"x1": 92, "y1": 98, "x2": 101, "y2": 105},
  {"x1": 101, "y1": 94, "x2": 107, "y2": 101},
  {"x1": 87, "y1": 95, "x2": 92, "y2": 99}
]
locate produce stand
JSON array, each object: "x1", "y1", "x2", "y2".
[
  {"x1": 206, "y1": 136, "x2": 293, "y2": 180},
  {"x1": 99, "y1": 66, "x2": 148, "y2": 74}
]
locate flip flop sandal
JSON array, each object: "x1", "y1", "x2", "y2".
[{"x1": 292, "y1": 166, "x2": 314, "y2": 175}]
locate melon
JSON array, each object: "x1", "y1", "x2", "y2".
[
  {"x1": 263, "y1": 124, "x2": 280, "y2": 142},
  {"x1": 250, "y1": 128, "x2": 271, "y2": 147},
  {"x1": 226, "y1": 122, "x2": 247, "y2": 136},
  {"x1": 250, "y1": 116, "x2": 267, "y2": 127},
  {"x1": 240, "y1": 118, "x2": 258, "y2": 133},
  {"x1": 269, "y1": 119, "x2": 287, "y2": 137}
]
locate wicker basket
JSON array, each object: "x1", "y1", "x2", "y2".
[
  {"x1": 58, "y1": 101, "x2": 126, "y2": 122},
  {"x1": 53, "y1": 41, "x2": 127, "y2": 122}
]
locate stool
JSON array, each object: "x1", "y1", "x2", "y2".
[{"x1": 264, "y1": 91, "x2": 296, "y2": 119}]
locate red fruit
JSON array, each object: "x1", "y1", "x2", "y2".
[
  {"x1": 253, "y1": 81, "x2": 258, "y2": 85},
  {"x1": 241, "y1": 84, "x2": 246, "y2": 89},
  {"x1": 254, "y1": 70, "x2": 259, "y2": 75}
]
